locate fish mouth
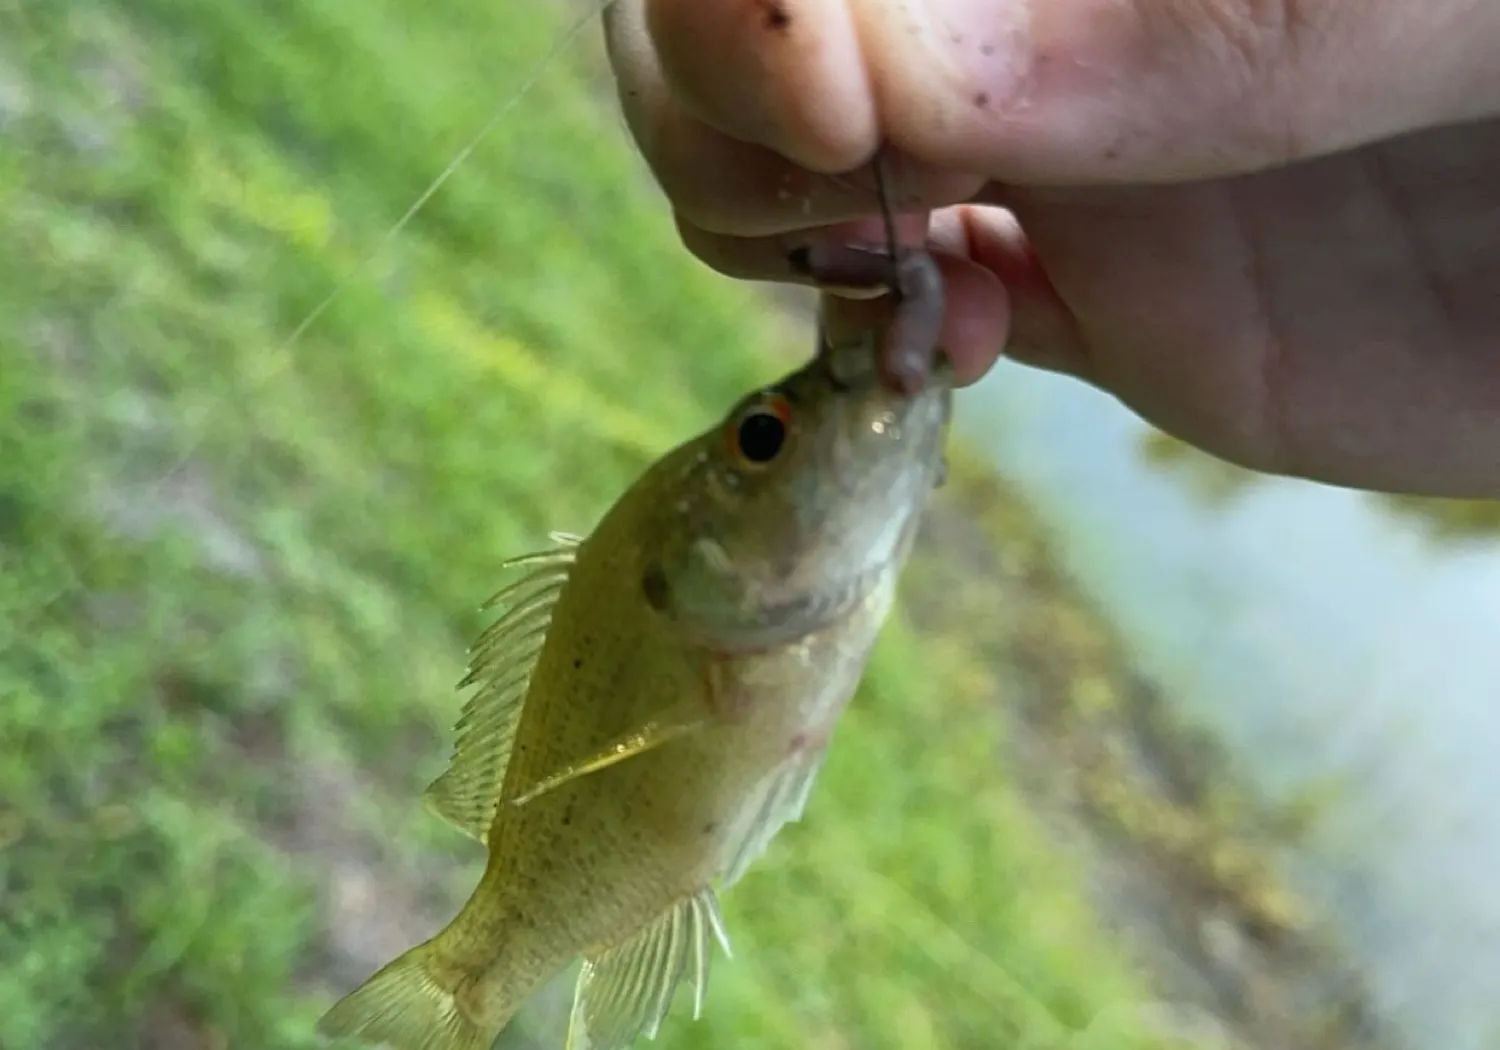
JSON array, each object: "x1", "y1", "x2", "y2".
[
  {"x1": 816, "y1": 317, "x2": 956, "y2": 397},
  {"x1": 818, "y1": 329, "x2": 877, "y2": 392}
]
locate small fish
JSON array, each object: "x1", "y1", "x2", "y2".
[{"x1": 317, "y1": 319, "x2": 952, "y2": 1050}]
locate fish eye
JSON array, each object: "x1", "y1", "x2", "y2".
[
  {"x1": 728, "y1": 394, "x2": 792, "y2": 468},
  {"x1": 737, "y1": 412, "x2": 785, "y2": 463}
]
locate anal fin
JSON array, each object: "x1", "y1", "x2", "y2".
[
  {"x1": 565, "y1": 889, "x2": 733, "y2": 1050},
  {"x1": 423, "y1": 532, "x2": 581, "y2": 842}
]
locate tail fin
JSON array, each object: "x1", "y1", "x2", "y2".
[{"x1": 317, "y1": 943, "x2": 497, "y2": 1050}]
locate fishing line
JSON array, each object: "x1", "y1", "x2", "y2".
[
  {"x1": 282, "y1": 1, "x2": 617, "y2": 353},
  {"x1": 23, "y1": 0, "x2": 617, "y2": 624}
]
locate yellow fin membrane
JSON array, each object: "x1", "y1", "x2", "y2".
[
  {"x1": 565, "y1": 889, "x2": 733, "y2": 1050},
  {"x1": 423, "y1": 533, "x2": 581, "y2": 842}
]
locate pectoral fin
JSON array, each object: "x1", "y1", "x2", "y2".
[
  {"x1": 565, "y1": 889, "x2": 732, "y2": 1050},
  {"x1": 422, "y1": 533, "x2": 581, "y2": 842},
  {"x1": 719, "y1": 745, "x2": 829, "y2": 888},
  {"x1": 505, "y1": 700, "x2": 709, "y2": 808}
]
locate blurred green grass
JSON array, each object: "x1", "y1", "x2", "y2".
[{"x1": 3, "y1": 1, "x2": 1185, "y2": 1048}]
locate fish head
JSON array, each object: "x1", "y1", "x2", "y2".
[{"x1": 641, "y1": 326, "x2": 952, "y2": 652}]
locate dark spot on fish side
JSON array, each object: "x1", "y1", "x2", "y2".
[
  {"x1": 701, "y1": 821, "x2": 718, "y2": 835},
  {"x1": 572, "y1": 657, "x2": 582, "y2": 670},
  {"x1": 758, "y1": 0, "x2": 791, "y2": 31},
  {"x1": 642, "y1": 562, "x2": 670, "y2": 612},
  {"x1": 980, "y1": 42, "x2": 996, "y2": 56},
  {"x1": 973, "y1": 91, "x2": 990, "y2": 108}
]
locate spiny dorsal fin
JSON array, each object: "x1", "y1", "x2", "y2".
[
  {"x1": 565, "y1": 889, "x2": 733, "y2": 1050},
  {"x1": 719, "y1": 747, "x2": 828, "y2": 888},
  {"x1": 422, "y1": 532, "x2": 582, "y2": 842}
]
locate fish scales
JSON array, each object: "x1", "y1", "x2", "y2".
[{"x1": 318, "y1": 319, "x2": 952, "y2": 1050}]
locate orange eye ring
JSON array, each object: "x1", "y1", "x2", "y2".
[{"x1": 726, "y1": 393, "x2": 793, "y2": 469}]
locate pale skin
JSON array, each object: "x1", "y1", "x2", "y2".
[{"x1": 603, "y1": 0, "x2": 1500, "y2": 498}]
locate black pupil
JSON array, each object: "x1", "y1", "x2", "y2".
[{"x1": 736, "y1": 409, "x2": 786, "y2": 464}]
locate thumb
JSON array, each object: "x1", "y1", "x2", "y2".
[
  {"x1": 883, "y1": 0, "x2": 1500, "y2": 181},
  {"x1": 644, "y1": 0, "x2": 1500, "y2": 184}
]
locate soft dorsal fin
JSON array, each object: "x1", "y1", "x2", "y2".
[
  {"x1": 565, "y1": 889, "x2": 733, "y2": 1050},
  {"x1": 422, "y1": 532, "x2": 582, "y2": 842}
]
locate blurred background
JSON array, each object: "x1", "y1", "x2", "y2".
[{"x1": 4, "y1": 1, "x2": 1499, "y2": 1048}]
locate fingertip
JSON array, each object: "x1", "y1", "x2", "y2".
[
  {"x1": 929, "y1": 253, "x2": 1009, "y2": 387},
  {"x1": 644, "y1": 0, "x2": 878, "y2": 173},
  {"x1": 933, "y1": 202, "x2": 1093, "y2": 382}
]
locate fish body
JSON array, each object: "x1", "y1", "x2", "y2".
[{"x1": 318, "y1": 325, "x2": 952, "y2": 1050}]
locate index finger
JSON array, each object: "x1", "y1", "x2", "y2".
[{"x1": 603, "y1": 0, "x2": 984, "y2": 238}]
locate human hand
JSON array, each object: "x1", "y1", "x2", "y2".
[{"x1": 603, "y1": 0, "x2": 1500, "y2": 497}]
